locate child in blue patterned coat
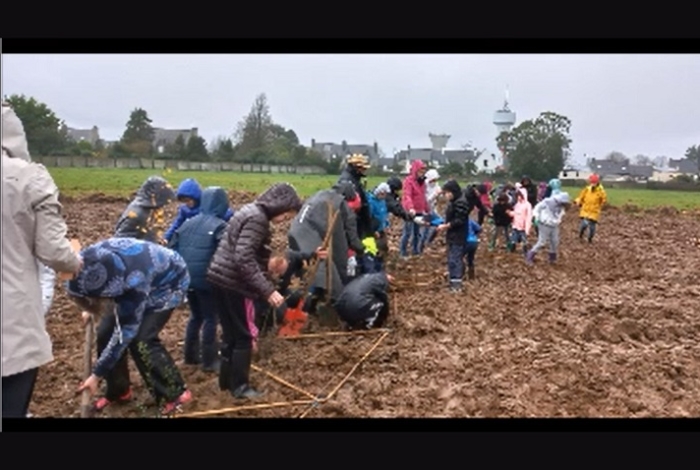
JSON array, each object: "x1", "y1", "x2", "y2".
[{"x1": 67, "y1": 237, "x2": 192, "y2": 416}]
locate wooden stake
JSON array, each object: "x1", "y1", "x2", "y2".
[{"x1": 80, "y1": 315, "x2": 94, "y2": 418}]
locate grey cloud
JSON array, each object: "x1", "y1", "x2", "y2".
[{"x1": 3, "y1": 54, "x2": 699, "y2": 165}]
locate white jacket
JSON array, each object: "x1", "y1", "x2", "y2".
[
  {"x1": 533, "y1": 192, "x2": 570, "y2": 227},
  {"x1": 424, "y1": 169, "x2": 441, "y2": 213},
  {"x1": 2, "y1": 102, "x2": 81, "y2": 377}
]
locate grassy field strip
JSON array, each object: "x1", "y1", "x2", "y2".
[{"x1": 47, "y1": 167, "x2": 700, "y2": 209}]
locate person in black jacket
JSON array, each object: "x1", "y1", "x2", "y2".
[
  {"x1": 435, "y1": 180, "x2": 471, "y2": 293},
  {"x1": 489, "y1": 193, "x2": 514, "y2": 251},
  {"x1": 520, "y1": 175, "x2": 539, "y2": 208},
  {"x1": 91, "y1": 175, "x2": 177, "y2": 412},
  {"x1": 462, "y1": 183, "x2": 486, "y2": 218},
  {"x1": 337, "y1": 154, "x2": 373, "y2": 241},
  {"x1": 385, "y1": 175, "x2": 411, "y2": 221},
  {"x1": 333, "y1": 271, "x2": 394, "y2": 330},
  {"x1": 169, "y1": 186, "x2": 230, "y2": 373}
]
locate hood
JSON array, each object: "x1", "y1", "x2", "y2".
[
  {"x1": 176, "y1": 178, "x2": 202, "y2": 202},
  {"x1": 387, "y1": 176, "x2": 402, "y2": 193},
  {"x1": 199, "y1": 186, "x2": 230, "y2": 218},
  {"x1": 374, "y1": 182, "x2": 391, "y2": 196},
  {"x1": 133, "y1": 176, "x2": 176, "y2": 208},
  {"x1": 424, "y1": 169, "x2": 439, "y2": 183},
  {"x1": 548, "y1": 178, "x2": 562, "y2": 194},
  {"x1": 516, "y1": 187, "x2": 528, "y2": 202},
  {"x1": 256, "y1": 182, "x2": 302, "y2": 218},
  {"x1": 333, "y1": 180, "x2": 358, "y2": 201},
  {"x1": 538, "y1": 182, "x2": 548, "y2": 189},
  {"x1": 410, "y1": 160, "x2": 426, "y2": 178},
  {"x1": 1, "y1": 102, "x2": 31, "y2": 161},
  {"x1": 441, "y1": 179, "x2": 462, "y2": 199},
  {"x1": 67, "y1": 241, "x2": 127, "y2": 298},
  {"x1": 544, "y1": 192, "x2": 570, "y2": 212},
  {"x1": 521, "y1": 175, "x2": 532, "y2": 186}
]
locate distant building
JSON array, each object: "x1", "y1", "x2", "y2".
[
  {"x1": 309, "y1": 139, "x2": 380, "y2": 164},
  {"x1": 63, "y1": 125, "x2": 101, "y2": 147},
  {"x1": 668, "y1": 158, "x2": 699, "y2": 175},
  {"x1": 394, "y1": 146, "x2": 477, "y2": 174},
  {"x1": 588, "y1": 158, "x2": 654, "y2": 182},
  {"x1": 559, "y1": 166, "x2": 592, "y2": 181},
  {"x1": 152, "y1": 127, "x2": 198, "y2": 154}
]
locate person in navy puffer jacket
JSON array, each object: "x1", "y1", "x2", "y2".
[
  {"x1": 164, "y1": 178, "x2": 234, "y2": 243},
  {"x1": 169, "y1": 186, "x2": 230, "y2": 373}
]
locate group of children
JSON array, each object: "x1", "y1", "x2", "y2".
[{"x1": 60, "y1": 155, "x2": 609, "y2": 416}]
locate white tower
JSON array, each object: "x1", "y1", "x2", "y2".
[
  {"x1": 493, "y1": 86, "x2": 516, "y2": 135},
  {"x1": 429, "y1": 133, "x2": 451, "y2": 151}
]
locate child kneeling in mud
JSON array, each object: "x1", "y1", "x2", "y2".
[
  {"x1": 67, "y1": 237, "x2": 192, "y2": 416},
  {"x1": 334, "y1": 271, "x2": 394, "y2": 330},
  {"x1": 526, "y1": 183, "x2": 571, "y2": 265}
]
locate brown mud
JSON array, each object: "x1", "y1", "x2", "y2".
[{"x1": 31, "y1": 191, "x2": 700, "y2": 417}]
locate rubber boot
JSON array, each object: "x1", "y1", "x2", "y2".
[
  {"x1": 525, "y1": 250, "x2": 535, "y2": 265},
  {"x1": 183, "y1": 338, "x2": 200, "y2": 365},
  {"x1": 201, "y1": 342, "x2": 220, "y2": 373},
  {"x1": 548, "y1": 252, "x2": 557, "y2": 264},
  {"x1": 218, "y1": 343, "x2": 231, "y2": 391},
  {"x1": 229, "y1": 349, "x2": 264, "y2": 399},
  {"x1": 467, "y1": 266, "x2": 475, "y2": 280}
]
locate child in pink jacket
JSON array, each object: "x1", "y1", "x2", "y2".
[{"x1": 509, "y1": 188, "x2": 533, "y2": 255}]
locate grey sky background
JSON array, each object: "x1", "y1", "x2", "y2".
[{"x1": 3, "y1": 54, "x2": 699, "y2": 167}]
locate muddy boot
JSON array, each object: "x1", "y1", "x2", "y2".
[
  {"x1": 183, "y1": 338, "x2": 200, "y2": 365},
  {"x1": 201, "y1": 342, "x2": 220, "y2": 373},
  {"x1": 548, "y1": 252, "x2": 557, "y2": 264},
  {"x1": 525, "y1": 250, "x2": 535, "y2": 265},
  {"x1": 218, "y1": 344, "x2": 231, "y2": 391},
  {"x1": 467, "y1": 266, "x2": 475, "y2": 280},
  {"x1": 229, "y1": 349, "x2": 264, "y2": 399}
]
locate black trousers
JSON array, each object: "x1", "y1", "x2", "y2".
[
  {"x1": 212, "y1": 286, "x2": 255, "y2": 355},
  {"x1": 97, "y1": 309, "x2": 186, "y2": 403},
  {"x1": 2, "y1": 367, "x2": 39, "y2": 418}
]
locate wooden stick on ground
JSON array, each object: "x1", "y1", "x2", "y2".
[{"x1": 80, "y1": 315, "x2": 94, "y2": 418}]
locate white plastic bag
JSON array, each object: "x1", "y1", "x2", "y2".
[
  {"x1": 347, "y1": 256, "x2": 357, "y2": 277},
  {"x1": 37, "y1": 261, "x2": 56, "y2": 316}
]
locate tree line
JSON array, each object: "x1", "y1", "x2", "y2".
[{"x1": 3, "y1": 93, "x2": 330, "y2": 169}]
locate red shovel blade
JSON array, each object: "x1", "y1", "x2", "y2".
[{"x1": 277, "y1": 299, "x2": 308, "y2": 337}]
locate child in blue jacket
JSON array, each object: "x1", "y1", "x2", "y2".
[
  {"x1": 364, "y1": 183, "x2": 391, "y2": 274},
  {"x1": 169, "y1": 186, "x2": 231, "y2": 373},
  {"x1": 164, "y1": 178, "x2": 234, "y2": 242}
]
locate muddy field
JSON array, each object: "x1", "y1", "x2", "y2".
[{"x1": 30, "y1": 191, "x2": 700, "y2": 418}]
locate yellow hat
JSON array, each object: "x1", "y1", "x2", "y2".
[
  {"x1": 347, "y1": 153, "x2": 370, "y2": 169},
  {"x1": 362, "y1": 236, "x2": 378, "y2": 256}
]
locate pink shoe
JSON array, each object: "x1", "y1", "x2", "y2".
[{"x1": 161, "y1": 389, "x2": 192, "y2": 415}]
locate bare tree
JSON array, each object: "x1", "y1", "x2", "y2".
[
  {"x1": 234, "y1": 93, "x2": 274, "y2": 157},
  {"x1": 633, "y1": 154, "x2": 652, "y2": 166},
  {"x1": 603, "y1": 151, "x2": 628, "y2": 163},
  {"x1": 652, "y1": 155, "x2": 669, "y2": 169}
]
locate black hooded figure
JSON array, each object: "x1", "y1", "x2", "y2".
[
  {"x1": 385, "y1": 175, "x2": 411, "y2": 221},
  {"x1": 439, "y1": 179, "x2": 471, "y2": 292},
  {"x1": 520, "y1": 175, "x2": 539, "y2": 208}
]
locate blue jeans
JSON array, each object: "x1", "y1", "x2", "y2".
[
  {"x1": 185, "y1": 289, "x2": 219, "y2": 350},
  {"x1": 361, "y1": 254, "x2": 383, "y2": 274},
  {"x1": 464, "y1": 241, "x2": 478, "y2": 268},
  {"x1": 510, "y1": 229, "x2": 528, "y2": 253},
  {"x1": 447, "y1": 243, "x2": 468, "y2": 285},
  {"x1": 400, "y1": 220, "x2": 422, "y2": 257},
  {"x1": 419, "y1": 212, "x2": 439, "y2": 252},
  {"x1": 579, "y1": 218, "x2": 597, "y2": 240}
]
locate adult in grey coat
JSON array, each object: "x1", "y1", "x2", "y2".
[
  {"x1": 287, "y1": 181, "x2": 365, "y2": 310},
  {"x1": 2, "y1": 102, "x2": 82, "y2": 418}
]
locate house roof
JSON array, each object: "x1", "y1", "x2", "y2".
[
  {"x1": 310, "y1": 141, "x2": 379, "y2": 162},
  {"x1": 152, "y1": 128, "x2": 196, "y2": 146},
  {"x1": 395, "y1": 148, "x2": 475, "y2": 165},
  {"x1": 65, "y1": 126, "x2": 99, "y2": 143},
  {"x1": 669, "y1": 158, "x2": 699, "y2": 174},
  {"x1": 590, "y1": 159, "x2": 654, "y2": 178}
]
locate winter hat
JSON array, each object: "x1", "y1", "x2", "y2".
[
  {"x1": 441, "y1": 179, "x2": 462, "y2": 198},
  {"x1": 425, "y1": 169, "x2": 440, "y2": 183},
  {"x1": 67, "y1": 240, "x2": 130, "y2": 298},
  {"x1": 374, "y1": 182, "x2": 391, "y2": 196},
  {"x1": 589, "y1": 173, "x2": 600, "y2": 185},
  {"x1": 548, "y1": 178, "x2": 562, "y2": 194}
]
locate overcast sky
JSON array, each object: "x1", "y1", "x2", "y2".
[{"x1": 3, "y1": 54, "x2": 699, "y2": 166}]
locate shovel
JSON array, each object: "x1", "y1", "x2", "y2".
[{"x1": 80, "y1": 315, "x2": 94, "y2": 418}]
